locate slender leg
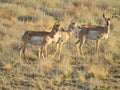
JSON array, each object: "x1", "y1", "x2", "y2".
[
  {"x1": 80, "y1": 36, "x2": 86, "y2": 58},
  {"x1": 75, "y1": 40, "x2": 80, "y2": 56},
  {"x1": 19, "y1": 45, "x2": 28, "y2": 63},
  {"x1": 41, "y1": 46, "x2": 43, "y2": 60},
  {"x1": 96, "y1": 39, "x2": 100, "y2": 55},
  {"x1": 20, "y1": 46, "x2": 24, "y2": 63},
  {"x1": 22, "y1": 47, "x2": 26, "y2": 59},
  {"x1": 41, "y1": 46, "x2": 45, "y2": 60},
  {"x1": 38, "y1": 47, "x2": 41, "y2": 59},
  {"x1": 58, "y1": 42, "x2": 63, "y2": 60},
  {"x1": 44, "y1": 45, "x2": 48, "y2": 59},
  {"x1": 22, "y1": 46, "x2": 29, "y2": 63},
  {"x1": 53, "y1": 43, "x2": 59, "y2": 58}
]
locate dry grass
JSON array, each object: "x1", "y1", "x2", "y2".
[
  {"x1": 87, "y1": 65, "x2": 108, "y2": 79},
  {"x1": 0, "y1": 0, "x2": 120, "y2": 90}
]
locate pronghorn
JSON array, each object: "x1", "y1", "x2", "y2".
[
  {"x1": 75, "y1": 13, "x2": 115, "y2": 58},
  {"x1": 54, "y1": 19, "x2": 77, "y2": 59},
  {"x1": 20, "y1": 21, "x2": 61, "y2": 63},
  {"x1": 75, "y1": 24, "x2": 97, "y2": 38}
]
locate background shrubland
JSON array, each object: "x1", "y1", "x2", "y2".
[{"x1": 0, "y1": 0, "x2": 120, "y2": 90}]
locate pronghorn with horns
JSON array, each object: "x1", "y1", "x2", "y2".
[
  {"x1": 75, "y1": 13, "x2": 116, "y2": 58},
  {"x1": 54, "y1": 18, "x2": 77, "y2": 59},
  {"x1": 20, "y1": 20, "x2": 61, "y2": 63}
]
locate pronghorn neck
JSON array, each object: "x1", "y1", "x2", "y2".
[
  {"x1": 68, "y1": 23, "x2": 75, "y2": 31},
  {"x1": 49, "y1": 25, "x2": 59, "y2": 38},
  {"x1": 104, "y1": 22, "x2": 110, "y2": 33},
  {"x1": 65, "y1": 23, "x2": 75, "y2": 36}
]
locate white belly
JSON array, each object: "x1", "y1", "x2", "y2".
[
  {"x1": 88, "y1": 31, "x2": 109, "y2": 40},
  {"x1": 88, "y1": 31, "x2": 99, "y2": 40},
  {"x1": 30, "y1": 36, "x2": 44, "y2": 45}
]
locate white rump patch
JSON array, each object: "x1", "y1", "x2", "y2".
[
  {"x1": 88, "y1": 31, "x2": 109, "y2": 40},
  {"x1": 30, "y1": 36, "x2": 44, "y2": 45}
]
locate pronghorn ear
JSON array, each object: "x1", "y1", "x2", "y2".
[{"x1": 103, "y1": 13, "x2": 106, "y2": 19}]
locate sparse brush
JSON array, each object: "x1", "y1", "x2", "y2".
[
  {"x1": 88, "y1": 65, "x2": 108, "y2": 79},
  {"x1": 88, "y1": 78, "x2": 104, "y2": 89},
  {"x1": 55, "y1": 58, "x2": 72, "y2": 75},
  {"x1": 104, "y1": 53, "x2": 113, "y2": 64},
  {"x1": 0, "y1": 0, "x2": 120, "y2": 90},
  {"x1": 78, "y1": 74, "x2": 86, "y2": 83},
  {"x1": 38, "y1": 60, "x2": 53, "y2": 74},
  {"x1": 4, "y1": 63, "x2": 13, "y2": 70}
]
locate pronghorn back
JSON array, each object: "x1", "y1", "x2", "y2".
[{"x1": 21, "y1": 31, "x2": 50, "y2": 45}]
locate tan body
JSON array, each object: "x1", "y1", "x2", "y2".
[
  {"x1": 20, "y1": 21, "x2": 61, "y2": 63},
  {"x1": 54, "y1": 19, "x2": 76, "y2": 59},
  {"x1": 76, "y1": 14, "x2": 112, "y2": 57}
]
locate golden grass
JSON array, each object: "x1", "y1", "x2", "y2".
[
  {"x1": 4, "y1": 63, "x2": 13, "y2": 70},
  {"x1": 88, "y1": 65, "x2": 108, "y2": 79},
  {"x1": 0, "y1": 0, "x2": 120, "y2": 89},
  {"x1": 78, "y1": 74, "x2": 86, "y2": 83}
]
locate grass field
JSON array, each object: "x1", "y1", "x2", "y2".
[{"x1": 0, "y1": 0, "x2": 120, "y2": 90}]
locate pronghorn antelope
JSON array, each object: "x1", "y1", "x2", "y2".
[
  {"x1": 75, "y1": 13, "x2": 115, "y2": 58},
  {"x1": 54, "y1": 19, "x2": 77, "y2": 59},
  {"x1": 75, "y1": 24, "x2": 97, "y2": 38},
  {"x1": 20, "y1": 21, "x2": 61, "y2": 62}
]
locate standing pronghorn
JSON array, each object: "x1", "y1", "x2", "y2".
[
  {"x1": 75, "y1": 13, "x2": 115, "y2": 58},
  {"x1": 20, "y1": 21, "x2": 61, "y2": 63},
  {"x1": 54, "y1": 19, "x2": 77, "y2": 59}
]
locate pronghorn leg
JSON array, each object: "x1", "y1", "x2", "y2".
[
  {"x1": 44, "y1": 45, "x2": 48, "y2": 59},
  {"x1": 96, "y1": 39, "x2": 100, "y2": 55},
  {"x1": 53, "y1": 43, "x2": 59, "y2": 58},
  {"x1": 41, "y1": 46, "x2": 45, "y2": 60},
  {"x1": 58, "y1": 42, "x2": 63, "y2": 60},
  {"x1": 22, "y1": 46, "x2": 29, "y2": 63},
  {"x1": 76, "y1": 40, "x2": 80, "y2": 56},
  {"x1": 20, "y1": 45, "x2": 28, "y2": 63},
  {"x1": 20, "y1": 46, "x2": 24, "y2": 63},
  {"x1": 38, "y1": 47, "x2": 41, "y2": 60},
  {"x1": 80, "y1": 37, "x2": 86, "y2": 58}
]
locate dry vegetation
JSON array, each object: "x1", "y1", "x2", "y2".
[{"x1": 0, "y1": 0, "x2": 120, "y2": 90}]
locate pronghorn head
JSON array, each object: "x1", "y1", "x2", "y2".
[
  {"x1": 103, "y1": 13, "x2": 113, "y2": 26},
  {"x1": 71, "y1": 18, "x2": 77, "y2": 25},
  {"x1": 52, "y1": 20, "x2": 61, "y2": 33},
  {"x1": 68, "y1": 18, "x2": 77, "y2": 31},
  {"x1": 55, "y1": 20, "x2": 61, "y2": 27}
]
